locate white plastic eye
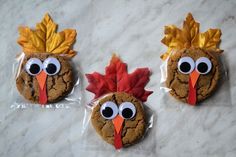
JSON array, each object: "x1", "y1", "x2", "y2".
[
  {"x1": 178, "y1": 57, "x2": 195, "y2": 74},
  {"x1": 25, "y1": 58, "x2": 43, "y2": 76},
  {"x1": 119, "y1": 102, "x2": 136, "y2": 119},
  {"x1": 100, "y1": 101, "x2": 119, "y2": 120},
  {"x1": 43, "y1": 57, "x2": 61, "y2": 76},
  {"x1": 195, "y1": 57, "x2": 212, "y2": 74}
]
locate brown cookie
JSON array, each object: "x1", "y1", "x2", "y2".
[
  {"x1": 166, "y1": 48, "x2": 220, "y2": 104},
  {"x1": 16, "y1": 53, "x2": 74, "y2": 103},
  {"x1": 91, "y1": 92, "x2": 146, "y2": 147}
]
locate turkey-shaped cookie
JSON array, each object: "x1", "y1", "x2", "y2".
[
  {"x1": 161, "y1": 13, "x2": 222, "y2": 105},
  {"x1": 86, "y1": 55, "x2": 153, "y2": 149},
  {"x1": 16, "y1": 13, "x2": 77, "y2": 105}
]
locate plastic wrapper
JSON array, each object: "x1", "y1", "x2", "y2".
[
  {"x1": 160, "y1": 49, "x2": 231, "y2": 107},
  {"x1": 10, "y1": 13, "x2": 82, "y2": 109},
  {"x1": 81, "y1": 55, "x2": 156, "y2": 153},
  {"x1": 81, "y1": 93, "x2": 156, "y2": 154},
  {"x1": 159, "y1": 13, "x2": 232, "y2": 107},
  {"x1": 11, "y1": 52, "x2": 82, "y2": 109}
]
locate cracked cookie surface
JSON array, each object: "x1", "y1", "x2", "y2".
[
  {"x1": 91, "y1": 92, "x2": 146, "y2": 147},
  {"x1": 166, "y1": 48, "x2": 220, "y2": 103},
  {"x1": 16, "y1": 53, "x2": 74, "y2": 103}
]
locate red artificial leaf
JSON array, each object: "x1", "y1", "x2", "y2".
[{"x1": 85, "y1": 55, "x2": 153, "y2": 102}]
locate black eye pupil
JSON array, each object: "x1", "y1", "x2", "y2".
[
  {"x1": 122, "y1": 108, "x2": 133, "y2": 119},
  {"x1": 46, "y1": 63, "x2": 57, "y2": 74},
  {"x1": 29, "y1": 64, "x2": 40, "y2": 74},
  {"x1": 102, "y1": 107, "x2": 113, "y2": 118},
  {"x1": 180, "y1": 62, "x2": 191, "y2": 73},
  {"x1": 197, "y1": 63, "x2": 208, "y2": 73}
]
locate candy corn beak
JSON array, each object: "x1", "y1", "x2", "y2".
[
  {"x1": 36, "y1": 71, "x2": 47, "y2": 104},
  {"x1": 112, "y1": 115, "x2": 124, "y2": 149}
]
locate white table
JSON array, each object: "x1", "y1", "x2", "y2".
[{"x1": 0, "y1": 0, "x2": 235, "y2": 157}]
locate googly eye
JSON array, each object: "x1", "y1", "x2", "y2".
[
  {"x1": 100, "y1": 101, "x2": 118, "y2": 120},
  {"x1": 119, "y1": 102, "x2": 136, "y2": 119},
  {"x1": 196, "y1": 57, "x2": 212, "y2": 74},
  {"x1": 25, "y1": 58, "x2": 43, "y2": 76},
  {"x1": 43, "y1": 57, "x2": 61, "y2": 76},
  {"x1": 178, "y1": 57, "x2": 195, "y2": 74}
]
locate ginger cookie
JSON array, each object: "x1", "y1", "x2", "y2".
[
  {"x1": 91, "y1": 92, "x2": 145, "y2": 147},
  {"x1": 16, "y1": 13, "x2": 77, "y2": 105},
  {"x1": 161, "y1": 13, "x2": 223, "y2": 105},
  {"x1": 166, "y1": 48, "x2": 220, "y2": 104},
  {"x1": 16, "y1": 53, "x2": 74, "y2": 103},
  {"x1": 86, "y1": 55, "x2": 153, "y2": 149}
]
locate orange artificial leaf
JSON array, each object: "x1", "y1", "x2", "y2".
[
  {"x1": 17, "y1": 13, "x2": 77, "y2": 58},
  {"x1": 86, "y1": 55, "x2": 153, "y2": 102},
  {"x1": 161, "y1": 13, "x2": 222, "y2": 60}
]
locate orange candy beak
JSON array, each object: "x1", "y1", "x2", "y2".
[
  {"x1": 190, "y1": 70, "x2": 200, "y2": 88},
  {"x1": 112, "y1": 115, "x2": 124, "y2": 133},
  {"x1": 36, "y1": 71, "x2": 47, "y2": 90},
  {"x1": 36, "y1": 71, "x2": 48, "y2": 105},
  {"x1": 112, "y1": 115, "x2": 124, "y2": 149},
  {"x1": 188, "y1": 70, "x2": 200, "y2": 105}
]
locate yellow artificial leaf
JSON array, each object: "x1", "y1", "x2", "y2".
[
  {"x1": 182, "y1": 13, "x2": 200, "y2": 47},
  {"x1": 160, "y1": 48, "x2": 172, "y2": 60},
  {"x1": 17, "y1": 13, "x2": 77, "y2": 58},
  {"x1": 161, "y1": 25, "x2": 185, "y2": 49},
  {"x1": 199, "y1": 29, "x2": 221, "y2": 49},
  {"x1": 18, "y1": 27, "x2": 45, "y2": 54},
  {"x1": 161, "y1": 13, "x2": 222, "y2": 60}
]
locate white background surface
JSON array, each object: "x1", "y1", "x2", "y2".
[{"x1": 0, "y1": 0, "x2": 236, "y2": 157}]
